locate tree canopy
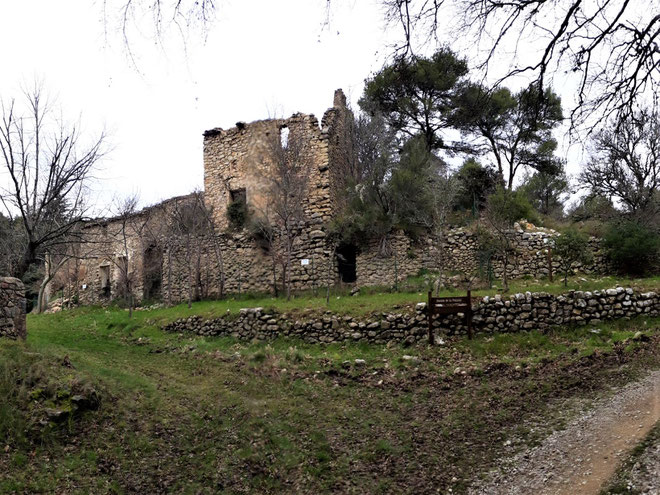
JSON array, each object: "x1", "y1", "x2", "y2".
[
  {"x1": 360, "y1": 48, "x2": 468, "y2": 152},
  {"x1": 454, "y1": 83, "x2": 564, "y2": 188}
]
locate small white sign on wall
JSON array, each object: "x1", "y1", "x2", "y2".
[
  {"x1": 301, "y1": 259, "x2": 310, "y2": 266},
  {"x1": 82, "y1": 284, "x2": 87, "y2": 290}
]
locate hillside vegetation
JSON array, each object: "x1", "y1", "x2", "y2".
[{"x1": 1, "y1": 302, "x2": 659, "y2": 493}]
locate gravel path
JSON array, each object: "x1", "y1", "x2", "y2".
[
  {"x1": 604, "y1": 423, "x2": 660, "y2": 495},
  {"x1": 619, "y1": 435, "x2": 660, "y2": 494},
  {"x1": 469, "y1": 369, "x2": 660, "y2": 495}
]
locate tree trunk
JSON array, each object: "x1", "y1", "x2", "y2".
[
  {"x1": 37, "y1": 277, "x2": 49, "y2": 314},
  {"x1": 15, "y1": 242, "x2": 38, "y2": 280},
  {"x1": 502, "y1": 251, "x2": 509, "y2": 292},
  {"x1": 393, "y1": 250, "x2": 399, "y2": 292},
  {"x1": 186, "y1": 236, "x2": 193, "y2": 309},
  {"x1": 271, "y1": 253, "x2": 279, "y2": 297}
]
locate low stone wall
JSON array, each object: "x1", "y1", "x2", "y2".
[
  {"x1": 162, "y1": 286, "x2": 659, "y2": 344},
  {"x1": 0, "y1": 277, "x2": 26, "y2": 340}
]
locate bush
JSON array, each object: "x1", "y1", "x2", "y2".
[
  {"x1": 226, "y1": 200, "x2": 249, "y2": 230},
  {"x1": 486, "y1": 187, "x2": 541, "y2": 227},
  {"x1": 603, "y1": 221, "x2": 660, "y2": 276}
]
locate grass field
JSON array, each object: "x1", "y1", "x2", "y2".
[
  {"x1": 1, "y1": 300, "x2": 659, "y2": 493},
  {"x1": 109, "y1": 274, "x2": 660, "y2": 326}
]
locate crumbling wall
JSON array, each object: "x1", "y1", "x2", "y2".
[
  {"x1": 161, "y1": 229, "x2": 334, "y2": 302},
  {"x1": 203, "y1": 113, "x2": 334, "y2": 231},
  {"x1": 322, "y1": 89, "x2": 357, "y2": 212},
  {"x1": 163, "y1": 287, "x2": 659, "y2": 344},
  {"x1": 353, "y1": 228, "x2": 609, "y2": 289},
  {"x1": 76, "y1": 220, "x2": 149, "y2": 306},
  {"x1": 0, "y1": 277, "x2": 26, "y2": 339}
]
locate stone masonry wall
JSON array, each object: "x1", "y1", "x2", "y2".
[
  {"x1": 203, "y1": 110, "x2": 343, "y2": 231},
  {"x1": 440, "y1": 228, "x2": 608, "y2": 279},
  {"x1": 0, "y1": 277, "x2": 26, "y2": 339},
  {"x1": 163, "y1": 287, "x2": 658, "y2": 344},
  {"x1": 354, "y1": 228, "x2": 609, "y2": 289},
  {"x1": 161, "y1": 228, "x2": 334, "y2": 301}
]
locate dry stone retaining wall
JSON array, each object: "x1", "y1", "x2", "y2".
[
  {"x1": 354, "y1": 228, "x2": 609, "y2": 290},
  {"x1": 0, "y1": 277, "x2": 26, "y2": 340},
  {"x1": 163, "y1": 286, "x2": 659, "y2": 344}
]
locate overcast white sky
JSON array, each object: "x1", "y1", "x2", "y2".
[
  {"x1": 0, "y1": 0, "x2": 584, "y2": 211},
  {"x1": 0, "y1": 0, "x2": 396, "y2": 209}
]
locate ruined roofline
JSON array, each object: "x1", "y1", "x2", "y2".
[
  {"x1": 82, "y1": 192, "x2": 202, "y2": 229},
  {"x1": 203, "y1": 88, "x2": 348, "y2": 138},
  {"x1": 203, "y1": 113, "x2": 318, "y2": 138}
]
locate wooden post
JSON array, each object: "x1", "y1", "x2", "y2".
[
  {"x1": 466, "y1": 289, "x2": 473, "y2": 340},
  {"x1": 427, "y1": 291, "x2": 434, "y2": 345}
]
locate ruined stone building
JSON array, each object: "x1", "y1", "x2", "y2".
[
  {"x1": 61, "y1": 90, "x2": 607, "y2": 307},
  {"x1": 69, "y1": 90, "x2": 360, "y2": 305}
]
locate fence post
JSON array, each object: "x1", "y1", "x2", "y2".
[{"x1": 427, "y1": 290, "x2": 434, "y2": 345}]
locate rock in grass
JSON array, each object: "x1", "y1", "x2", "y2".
[
  {"x1": 45, "y1": 408, "x2": 70, "y2": 423},
  {"x1": 354, "y1": 359, "x2": 366, "y2": 366}
]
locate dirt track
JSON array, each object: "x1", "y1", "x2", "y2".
[{"x1": 469, "y1": 369, "x2": 660, "y2": 495}]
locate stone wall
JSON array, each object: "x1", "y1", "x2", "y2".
[
  {"x1": 0, "y1": 277, "x2": 26, "y2": 339},
  {"x1": 441, "y1": 228, "x2": 609, "y2": 279},
  {"x1": 161, "y1": 228, "x2": 333, "y2": 301},
  {"x1": 352, "y1": 227, "x2": 609, "y2": 290},
  {"x1": 163, "y1": 287, "x2": 659, "y2": 344},
  {"x1": 69, "y1": 214, "x2": 612, "y2": 307},
  {"x1": 203, "y1": 92, "x2": 353, "y2": 231}
]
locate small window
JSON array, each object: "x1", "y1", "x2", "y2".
[
  {"x1": 279, "y1": 126, "x2": 289, "y2": 148},
  {"x1": 100, "y1": 265, "x2": 110, "y2": 297},
  {"x1": 230, "y1": 188, "x2": 246, "y2": 204}
]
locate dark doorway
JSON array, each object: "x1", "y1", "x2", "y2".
[
  {"x1": 336, "y1": 243, "x2": 357, "y2": 283},
  {"x1": 143, "y1": 244, "x2": 163, "y2": 300}
]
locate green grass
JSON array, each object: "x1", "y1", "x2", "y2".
[
  {"x1": 1, "y1": 302, "x2": 659, "y2": 493},
  {"x1": 94, "y1": 274, "x2": 660, "y2": 329}
]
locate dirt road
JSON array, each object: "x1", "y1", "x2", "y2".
[{"x1": 469, "y1": 369, "x2": 660, "y2": 495}]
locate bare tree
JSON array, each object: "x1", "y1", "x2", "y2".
[
  {"x1": 581, "y1": 109, "x2": 660, "y2": 218},
  {"x1": 380, "y1": 0, "x2": 660, "y2": 129},
  {"x1": 107, "y1": 195, "x2": 141, "y2": 318},
  {"x1": 35, "y1": 232, "x2": 84, "y2": 314},
  {"x1": 480, "y1": 188, "x2": 528, "y2": 292},
  {"x1": 167, "y1": 191, "x2": 214, "y2": 308},
  {"x1": 249, "y1": 217, "x2": 282, "y2": 297},
  {"x1": 428, "y1": 167, "x2": 458, "y2": 294},
  {"x1": 257, "y1": 126, "x2": 311, "y2": 301},
  {"x1": 0, "y1": 83, "x2": 106, "y2": 280},
  {"x1": 103, "y1": 0, "x2": 216, "y2": 57}
]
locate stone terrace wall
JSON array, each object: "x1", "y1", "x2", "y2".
[
  {"x1": 441, "y1": 228, "x2": 609, "y2": 279},
  {"x1": 163, "y1": 286, "x2": 659, "y2": 345},
  {"x1": 356, "y1": 228, "x2": 609, "y2": 288},
  {"x1": 0, "y1": 277, "x2": 26, "y2": 339}
]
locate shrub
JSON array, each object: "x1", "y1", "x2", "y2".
[
  {"x1": 603, "y1": 221, "x2": 660, "y2": 276},
  {"x1": 553, "y1": 227, "x2": 592, "y2": 286},
  {"x1": 486, "y1": 187, "x2": 541, "y2": 227},
  {"x1": 227, "y1": 200, "x2": 249, "y2": 230}
]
